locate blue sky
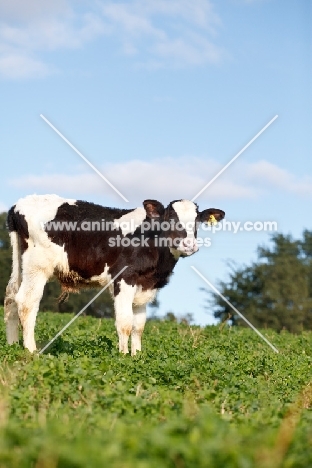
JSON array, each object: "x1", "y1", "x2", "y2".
[{"x1": 1, "y1": 0, "x2": 311, "y2": 324}]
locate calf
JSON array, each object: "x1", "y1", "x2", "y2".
[{"x1": 4, "y1": 194, "x2": 224, "y2": 355}]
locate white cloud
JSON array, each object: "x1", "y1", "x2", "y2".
[
  {"x1": 0, "y1": 0, "x2": 70, "y2": 22},
  {"x1": 0, "y1": 53, "x2": 52, "y2": 79},
  {"x1": 8, "y1": 157, "x2": 253, "y2": 204},
  {"x1": 10, "y1": 157, "x2": 312, "y2": 207},
  {"x1": 246, "y1": 160, "x2": 312, "y2": 197},
  {"x1": 100, "y1": 0, "x2": 223, "y2": 67},
  {"x1": 0, "y1": 2, "x2": 107, "y2": 79},
  {"x1": 151, "y1": 34, "x2": 221, "y2": 66},
  {"x1": 104, "y1": 0, "x2": 221, "y2": 34},
  {"x1": 0, "y1": 14, "x2": 106, "y2": 51},
  {"x1": 9, "y1": 157, "x2": 311, "y2": 206},
  {"x1": 0, "y1": 0, "x2": 223, "y2": 78}
]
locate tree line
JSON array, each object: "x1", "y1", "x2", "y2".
[{"x1": 206, "y1": 231, "x2": 312, "y2": 333}]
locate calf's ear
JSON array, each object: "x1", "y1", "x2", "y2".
[
  {"x1": 199, "y1": 208, "x2": 225, "y2": 224},
  {"x1": 143, "y1": 200, "x2": 165, "y2": 218}
]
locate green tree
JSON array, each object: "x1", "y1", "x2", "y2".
[
  {"x1": 0, "y1": 211, "x2": 114, "y2": 317},
  {"x1": 301, "y1": 229, "x2": 312, "y2": 299},
  {"x1": 208, "y1": 232, "x2": 312, "y2": 333}
]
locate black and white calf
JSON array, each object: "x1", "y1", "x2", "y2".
[{"x1": 4, "y1": 195, "x2": 225, "y2": 355}]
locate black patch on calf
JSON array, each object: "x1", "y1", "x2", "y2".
[
  {"x1": 46, "y1": 201, "x2": 133, "y2": 279},
  {"x1": 113, "y1": 244, "x2": 177, "y2": 296}
]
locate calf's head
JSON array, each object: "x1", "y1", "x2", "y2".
[{"x1": 143, "y1": 199, "x2": 225, "y2": 257}]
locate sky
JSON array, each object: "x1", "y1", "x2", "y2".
[{"x1": 1, "y1": 0, "x2": 311, "y2": 325}]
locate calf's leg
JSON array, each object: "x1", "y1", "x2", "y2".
[
  {"x1": 131, "y1": 304, "x2": 146, "y2": 356},
  {"x1": 15, "y1": 271, "x2": 48, "y2": 352},
  {"x1": 114, "y1": 280, "x2": 136, "y2": 354},
  {"x1": 4, "y1": 282, "x2": 20, "y2": 345}
]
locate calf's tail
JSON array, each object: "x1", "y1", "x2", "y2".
[{"x1": 4, "y1": 207, "x2": 23, "y2": 343}]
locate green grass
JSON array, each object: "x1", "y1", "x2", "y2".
[{"x1": 0, "y1": 307, "x2": 311, "y2": 467}]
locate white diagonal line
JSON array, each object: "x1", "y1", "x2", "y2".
[
  {"x1": 40, "y1": 114, "x2": 129, "y2": 203},
  {"x1": 191, "y1": 115, "x2": 278, "y2": 202},
  {"x1": 191, "y1": 266, "x2": 279, "y2": 353},
  {"x1": 39, "y1": 266, "x2": 128, "y2": 354}
]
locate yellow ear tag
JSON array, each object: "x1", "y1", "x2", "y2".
[{"x1": 208, "y1": 214, "x2": 217, "y2": 225}]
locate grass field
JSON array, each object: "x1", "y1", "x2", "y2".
[{"x1": 0, "y1": 307, "x2": 311, "y2": 467}]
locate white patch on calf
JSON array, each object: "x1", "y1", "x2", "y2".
[
  {"x1": 25, "y1": 242, "x2": 70, "y2": 278},
  {"x1": 172, "y1": 200, "x2": 197, "y2": 234},
  {"x1": 169, "y1": 248, "x2": 182, "y2": 260},
  {"x1": 90, "y1": 264, "x2": 112, "y2": 291},
  {"x1": 133, "y1": 286, "x2": 157, "y2": 306},
  {"x1": 172, "y1": 200, "x2": 198, "y2": 255},
  {"x1": 15, "y1": 194, "x2": 77, "y2": 248},
  {"x1": 114, "y1": 207, "x2": 146, "y2": 236}
]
